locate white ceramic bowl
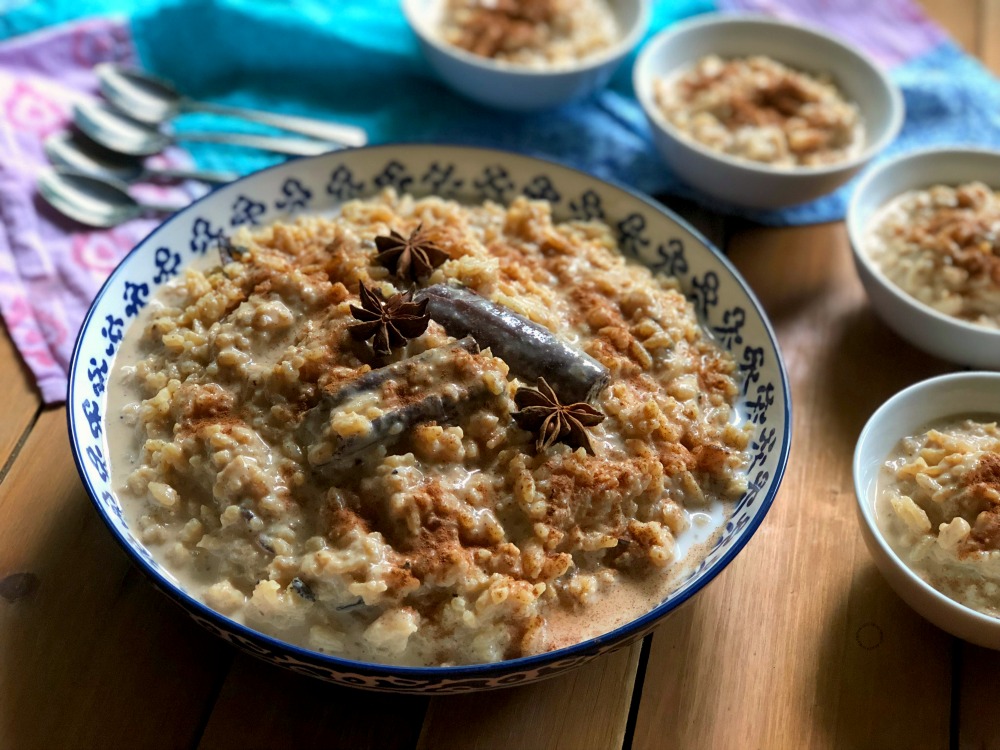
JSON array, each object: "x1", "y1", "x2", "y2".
[
  {"x1": 67, "y1": 144, "x2": 790, "y2": 692},
  {"x1": 847, "y1": 147, "x2": 1000, "y2": 368},
  {"x1": 854, "y1": 372, "x2": 1000, "y2": 650},
  {"x1": 402, "y1": 0, "x2": 650, "y2": 110},
  {"x1": 633, "y1": 13, "x2": 903, "y2": 209}
]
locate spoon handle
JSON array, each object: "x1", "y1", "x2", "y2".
[
  {"x1": 172, "y1": 130, "x2": 340, "y2": 157},
  {"x1": 145, "y1": 166, "x2": 239, "y2": 184},
  {"x1": 183, "y1": 100, "x2": 367, "y2": 148}
]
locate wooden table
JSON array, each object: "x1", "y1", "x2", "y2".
[{"x1": 3, "y1": 2, "x2": 999, "y2": 748}]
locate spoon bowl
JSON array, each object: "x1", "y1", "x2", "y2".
[
  {"x1": 36, "y1": 167, "x2": 183, "y2": 227},
  {"x1": 97, "y1": 64, "x2": 180, "y2": 123},
  {"x1": 74, "y1": 100, "x2": 169, "y2": 157},
  {"x1": 45, "y1": 130, "x2": 147, "y2": 182},
  {"x1": 45, "y1": 130, "x2": 238, "y2": 185}
]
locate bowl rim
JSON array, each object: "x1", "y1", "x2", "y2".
[
  {"x1": 847, "y1": 145, "x2": 1000, "y2": 338},
  {"x1": 852, "y1": 370, "x2": 1000, "y2": 631},
  {"x1": 633, "y1": 12, "x2": 905, "y2": 177},
  {"x1": 401, "y1": 0, "x2": 652, "y2": 77},
  {"x1": 67, "y1": 142, "x2": 791, "y2": 678}
]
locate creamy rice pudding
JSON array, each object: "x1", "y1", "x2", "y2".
[
  {"x1": 654, "y1": 55, "x2": 863, "y2": 168},
  {"x1": 439, "y1": 0, "x2": 619, "y2": 68},
  {"x1": 108, "y1": 190, "x2": 749, "y2": 666},
  {"x1": 864, "y1": 182, "x2": 1000, "y2": 328},
  {"x1": 878, "y1": 418, "x2": 1000, "y2": 618}
]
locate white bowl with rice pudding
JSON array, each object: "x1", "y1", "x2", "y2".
[
  {"x1": 848, "y1": 147, "x2": 1000, "y2": 368},
  {"x1": 854, "y1": 372, "x2": 1000, "y2": 650},
  {"x1": 633, "y1": 14, "x2": 903, "y2": 209},
  {"x1": 67, "y1": 144, "x2": 790, "y2": 692},
  {"x1": 402, "y1": 0, "x2": 650, "y2": 110}
]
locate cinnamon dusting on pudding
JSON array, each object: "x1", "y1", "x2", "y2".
[
  {"x1": 108, "y1": 189, "x2": 750, "y2": 666},
  {"x1": 440, "y1": 0, "x2": 619, "y2": 68}
]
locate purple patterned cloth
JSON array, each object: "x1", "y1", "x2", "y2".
[
  {"x1": 0, "y1": 19, "x2": 192, "y2": 403},
  {"x1": 0, "y1": 3, "x2": 976, "y2": 403},
  {"x1": 719, "y1": 0, "x2": 947, "y2": 65}
]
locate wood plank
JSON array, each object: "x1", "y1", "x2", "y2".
[
  {"x1": 417, "y1": 640, "x2": 642, "y2": 750},
  {"x1": 980, "y1": 0, "x2": 1000, "y2": 74},
  {"x1": 0, "y1": 408, "x2": 231, "y2": 750},
  {"x1": 0, "y1": 320, "x2": 42, "y2": 474},
  {"x1": 631, "y1": 224, "x2": 955, "y2": 749},
  {"x1": 197, "y1": 655, "x2": 429, "y2": 750},
  {"x1": 957, "y1": 643, "x2": 1000, "y2": 750},
  {"x1": 922, "y1": 3, "x2": 1000, "y2": 749},
  {"x1": 922, "y1": 0, "x2": 980, "y2": 54}
]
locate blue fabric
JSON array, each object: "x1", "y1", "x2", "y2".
[
  {"x1": 4, "y1": 1, "x2": 1000, "y2": 226},
  {"x1": 127, "y1": 0, "x2": 715, "y2": 187}
]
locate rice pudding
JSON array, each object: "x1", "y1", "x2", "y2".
[
  {"x1": 878, "y1": 417, "x2": 1000, "y2": 619},
  {"x1": 107, "y1": 190, "x2": 750, "y2": 666},
  {"x1": 654, "y1": 54, "x2": 863, "y2": 168},
  {"x1": 439, "y1": 0, "x2": 619, "y2": 68},
  {"x1": 864, "y1": 182, "x2": 1000, "y2": 328}
]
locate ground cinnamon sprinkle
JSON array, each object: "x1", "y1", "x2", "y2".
[
  {"x1": 864, "y1": 182, "x2": 1000, "y2": 327},
  {"x1": 655, "y1": 54, "x2": 863, "y2": 167},
  {"x1": 881, "y1": 420, "x2": 1000, "y2": 618},
  {"x1": 439, "y1": 0, "x2": 619, "y2": 68},
  {"x1": 112, "y1": 189, "x2": 749, "y2": 666}
]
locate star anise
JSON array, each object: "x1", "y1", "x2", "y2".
[
  {"x1": 512, "y1": 378, "x2": 605, "y2": 455},
  {"x1": 374, "y1": 224, "x2": 450, "y2": 282},
  {"x1": 347, "y1": 282, "x2": 430, "y2": 357}
]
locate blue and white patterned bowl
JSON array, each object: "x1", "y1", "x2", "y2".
[{"x1": 67, "y1": 145, "x2": 791, "y2": 693}]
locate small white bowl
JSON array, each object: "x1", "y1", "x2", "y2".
[
  {"x1": 847, "y1": 147, "x2": 1000, "y2": 368},
  {"x1": 403, "y1": 0, "x2": 650, "y2": 111},
  {"x1": 854, "y1": 372, "x2": 1000, "y2": 650},
  {"x1": 633, "y1": 14, "x2": 903, "y2": 209}
]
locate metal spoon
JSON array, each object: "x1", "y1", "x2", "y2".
[
  {"x1": 74, "y1": 100, "x2": 342, "y2": 158},
  {"x1": 96, "y1": 63, "x2": 367, "y2": 147},
  {"x1": 45, "y1": 131, "x2": 238, "y2": 185},
  {"x1": 37, "y1": 167, "x2": 186, "y2": 228}
]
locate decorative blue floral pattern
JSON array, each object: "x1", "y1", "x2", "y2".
[
  {"x1": 152, "y1": 247, "x2": 181, "y2": 284},
  {"x1": 373, "y1": 160, "x2": 414, "y2": 193},
  {"x1": 87, "y1": 357, "x2": 108, "y2": 397},
  {"x1": 420, "y1": 162, "x2": 463, "y2": 197},
  {"x1": 326, "y1": 165, "x2": 364, "y2": 201},
  {"x1": 82, "y1": 399, "x2": 102, "y2": 439},
  {"x1": 473, "y1": 165, "x2": 514, "y2": 203},
  {"x1": 569, "y1": 189, "x2": 604, "y2": 221},
  {"x1": 189, "y1": 217, "x2": 225, "y2": 255},
  {"x1": 100, "y1": 314, "x2": 124, "y2": 357},
  {"x1": 689, "y1": 271, "x2": 720, "y2": 319},
  {"x1": 712, "y1": 307, "x2": 746, "y2": 349},
  {"x1": 521, "y1": 175, "x2": 561, "y2": 203},
  {"x1": 615, "y1": 213, "x2": 650, "y2": 259},
  {"x1": 651, "y1": 239, "x2": 687, "y2": 277},
  {"x1": 230, "y1": 195, "x2": 267, "y2": 227},
  {"x1": 122, "y1": 281, "x2": 148, "y2": 318},
  {"x1": 68, "y1": 149, "x2": 788, "y2": 693},
  {"x1": 274, "y1": 178, "x2": 313, "y2": 213}
]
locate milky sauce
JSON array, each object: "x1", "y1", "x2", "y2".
[{"x1": 104, "y1": 196, "x2": 751, "y2": 666}]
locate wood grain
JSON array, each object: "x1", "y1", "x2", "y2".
[
  {"x1": 928, "y1": 3, "x2": 1000, "y2": 749},
  {"x1": 0, "y1": 409, "x2": 230, "y2": 750},
  {"x1": 0, "y1": 319, "x2": 42, "y2": 475},
  {"x1": 631, "y1": 224, "x2": 956, "y2": 749},
  {"x1": 980, "y1": 0, "x2": 1000, "y2": 73},
  {"x1": 923, "y1": 0, "x2": 981, "y2": 53},
  {"x1": 197, "y1": 655, "x2": 428, "y2": 750},
  {"x1": 417, "y1": 640, "x2": 642, "y2": 750}
]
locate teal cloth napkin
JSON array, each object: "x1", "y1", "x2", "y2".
[{"x1": 0, "y1": 0, "x2": 713, "y2": 193}]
